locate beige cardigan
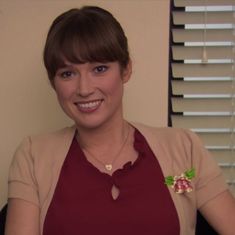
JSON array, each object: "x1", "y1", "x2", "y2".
[{"x1": 8, "y1": 123, "x2": 228, "y2": 235}]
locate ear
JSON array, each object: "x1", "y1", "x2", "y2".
[{"x1": 122, "y1": 60, "x2": 132, "y2": 84}]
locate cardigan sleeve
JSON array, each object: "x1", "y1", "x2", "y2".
[
  {"x1": 8, "y1": 137, "x2": 40, "y2": 206},
  {"x1": 185, "y1": 130, "x2": 228, "y2": 209}
]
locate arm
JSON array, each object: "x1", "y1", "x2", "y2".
[
  {"x1": 5, "y1": 198, "x2": 40, "y2": 235},
  {"x1": 6, "y1": 137, "x2": 40, "y2": 235},
  {"x1": 199, "y1": 190, "x2": 235, "y2": 235}
]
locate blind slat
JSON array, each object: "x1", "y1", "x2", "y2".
[
  {"x1": 172, "y1": 97, "x2": 234, "y2": 112},
  {"x1": 197, "y1": 132, "x2": 234, "y2": 146},
  {"x1": 174, "y1": 0, "x2": 235, "y2": 7},
  {"x1": 172, "y1": 29, "x2": 234, "y2": 43},
  {"x1": 210, "y1": 149, "x2": 234, "y2": 164},
  {"x1": 172, "y1": 46, "x2": 234, "y2": 60},
  {"x1": 173, "y1": 11, "x2": 234, "y2": 25},
  {"x1": 172, "y1": 63, "x2": 234, "y2": 77},
  {"x1": 220, "y1": 168, "x2": 235, "y2": 183},
  {"x1": 172, "y1": 80, "x2": 232, "y2": 94},
  {"x1": 171, "y1": 115, "x2": 234, "y2": 129}
]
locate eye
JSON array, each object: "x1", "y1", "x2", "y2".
[
  {"x1": 93, "y1": 65, "x2": 108, "y2": 74},
  {"x1": 61, "y1": 71, "x2": 73, "y2": 78},
  {"x1": 56, "y1": 69, "x2": 76, "y2": 79}
]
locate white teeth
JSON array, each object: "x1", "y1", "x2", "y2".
[{"x1": 78, "y1": 100, "x2": 101, "y2": 109}]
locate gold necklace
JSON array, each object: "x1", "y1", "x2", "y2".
[{"x1": 82, "y1": 125, "x2": 130, "y2": 171}]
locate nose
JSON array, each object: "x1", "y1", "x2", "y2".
[{"x1": 77, "y1": 74, "x2": 94, "y2": 97}]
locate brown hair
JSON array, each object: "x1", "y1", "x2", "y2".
[{"x1": 43, "y1": 6, "x2": 130, "y2": 85}]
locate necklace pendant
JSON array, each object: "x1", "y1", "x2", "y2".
[{"x1": 105, "y1": 164, "x2": 112, "y2": 171}]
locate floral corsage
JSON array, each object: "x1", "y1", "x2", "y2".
[{"x1": 165, "y1": 168, "x2": 195, "y2": 194}]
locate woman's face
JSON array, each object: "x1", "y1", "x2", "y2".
[{"x1": 54, "y1": 61, "x2": 131, "y2": 130}]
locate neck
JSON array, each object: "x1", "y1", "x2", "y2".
[{"x1": 77, "y1": 119, "x2": 129, "y2": 151}]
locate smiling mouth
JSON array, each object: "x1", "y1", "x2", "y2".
[{"x1": 75, "y1": 99, "x2": 103, "y2": 112}]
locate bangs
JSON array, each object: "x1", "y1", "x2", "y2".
[
  {"x1": 48, "y1": 17, "x2": 125, "y2": 75},
  {"x1": 61, "y1": 26, "x2": 120, "y2": 63}
]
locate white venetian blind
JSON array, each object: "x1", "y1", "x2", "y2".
[{"x1": 169, "y1": 0, "x2": 235, "y2": 195}]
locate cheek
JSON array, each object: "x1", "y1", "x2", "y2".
[
  {"x1": 54, "y1": 84, "x2": 74, "y2": 102},
  {"x1": 104, "y1": 76, "x2": 123, "y2": 95}
]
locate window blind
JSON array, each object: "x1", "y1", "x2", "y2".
[{"x1": 169, "y1": 0, "x2": 235, "y2": 195}]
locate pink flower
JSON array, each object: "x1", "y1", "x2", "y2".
[
  {"x1": 165, "y1": 168, "x2": 195, "y2": 194},
  {"x1": 173, "y1": 175, "x2": 193, "y2": 194}
]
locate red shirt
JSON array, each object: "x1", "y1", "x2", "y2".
[{"x1": 43, "y1": 129, "x2": 180, "y2": 235}]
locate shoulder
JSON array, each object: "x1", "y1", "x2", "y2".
[
  {"x1": 29, "y1": 125, "x2": 76, "y2": 146},
  {"x1": 131, "y1": 122, "x2": 207, "y2": 170},
  {"x1": 20, "y1": 125, "x2": 76, "y2": 151},
  {"x1": 131, "y1": 122, "x2": 200, "y2": 148},
  {"x1": 11, "y1": 125, "x2": 76, "y2": 183},
  {"x1": 14, "y1": 125, "x2": 76, "y2": 163}
]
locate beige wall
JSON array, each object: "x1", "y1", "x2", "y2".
[{"x1": 0, "y1": 0, "x2": 170, "y2": 207}]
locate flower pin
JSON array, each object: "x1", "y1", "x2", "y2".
[{"x1": 165, "y1": 168, "x2": 195, "y2": 194}]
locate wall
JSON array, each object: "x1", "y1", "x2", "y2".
[{"x1": 0, "y1": 0, "x2": 170, "y2": 207}]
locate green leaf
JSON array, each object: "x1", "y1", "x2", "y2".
[
  {"x1": 165, "y1": 176, "x2": 174, "y2": 186},
  {"x1": 185, "y1": 168, "x2": 195, "y2": 180}
]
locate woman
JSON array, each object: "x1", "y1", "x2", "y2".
[{"x1": 5, "y1": 6, "x2": 235, "y2": 235}]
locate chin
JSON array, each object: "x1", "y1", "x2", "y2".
[
  {"x1": 73, "y1": 118, "x2": 107, "y2": 131},
  {"x1": 68, "y1": 108, "x2": 121, "y2": 131}
]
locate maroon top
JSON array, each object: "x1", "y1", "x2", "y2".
[{"x1": 43, "y1": 129, "x2": 180, "y2": 235}]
